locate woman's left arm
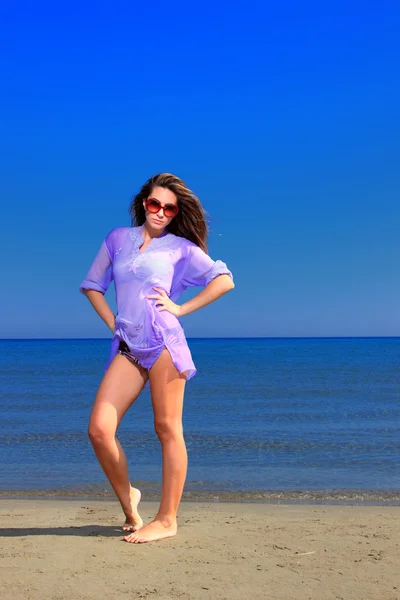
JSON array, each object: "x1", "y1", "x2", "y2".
[
  {"x1": 179, "y1": 273, "x2": 234, "y2": 316},
  {"x1": 147, "y1": 242, "x2": 234, "y2": 317},
  {"x1": 148, "y1": 274, "x2": 234, "y2": 317}
]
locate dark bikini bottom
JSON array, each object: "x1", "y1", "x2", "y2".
[{"x1": 117, "y1": 340, "x2": 147, "y2": 370}]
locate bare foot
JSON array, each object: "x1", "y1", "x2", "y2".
[
  {"x1": 123, "y1": 517, "x2": 177, "y2": 543},
  {"x1": 121, "y1": 487, "x2": 143, "y2": 532}
]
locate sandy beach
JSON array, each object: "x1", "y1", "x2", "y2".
[{"x1": 0, "y1": 499, "x2": 399, "y2": 600}]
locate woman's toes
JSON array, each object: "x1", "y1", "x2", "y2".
[{"x1": 122, "y1": 522, "x2": 141, "y2": 531}]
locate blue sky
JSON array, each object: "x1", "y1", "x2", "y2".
[{"x1": 1, "y1": 0, "x2": 399, "y2": 338}]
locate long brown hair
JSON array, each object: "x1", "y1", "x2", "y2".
[{"x1": 129, "y1": 173, "x2": 209, "y2": 253}]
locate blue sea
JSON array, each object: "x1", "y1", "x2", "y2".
[{"x1": 0, "y1": 338, "x2": 399, "y2": 503}]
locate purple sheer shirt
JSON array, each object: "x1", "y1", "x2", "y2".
[{"x1": 79, "y1": 225, "x2": 234, "y2": 389}]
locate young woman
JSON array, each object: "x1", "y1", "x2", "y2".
[{"x1": 79, "y1": 173, "x2": 234, "y2": 544}]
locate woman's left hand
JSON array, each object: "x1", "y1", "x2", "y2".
[{"x1": 146, "y1": 287, "x2": 181, "y2": 317}]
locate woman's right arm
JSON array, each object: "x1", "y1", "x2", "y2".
[
  {"x1": 82, "y1": 289, "x2": 116, "y2": 333},
  {"x1": 79, "y1": 235, "x2": 116, "y2": 333}
]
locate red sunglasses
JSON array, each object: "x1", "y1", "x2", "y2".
[{"x1": 145, "y1": 197, "x2": 179, "y2": 219}]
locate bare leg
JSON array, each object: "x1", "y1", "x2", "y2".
[
  {"x1": 124, "y1": 348, "x2": 187, "y2": 543},
  {"x1": 88, "y1": 353, "x2": 149, "y2": 531}
]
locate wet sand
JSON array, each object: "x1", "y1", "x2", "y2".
[
  {"x1": 1, "y1": 482, "x2": 399, "y2": 503},
  {"x1": 0, "y1": 499, "x2": 399, "y2": 600}
]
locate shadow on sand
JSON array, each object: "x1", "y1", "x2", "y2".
[{"x1": 0, "y1": 525, "x2": 131, "y2": 538}]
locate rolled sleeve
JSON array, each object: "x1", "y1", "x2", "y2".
[
  {"x1": 181, "y1": 243, "x2": 233, "y2": 288},
  {"x1": 79, "y1": 239, "x2": 113, "y2": 295}
]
